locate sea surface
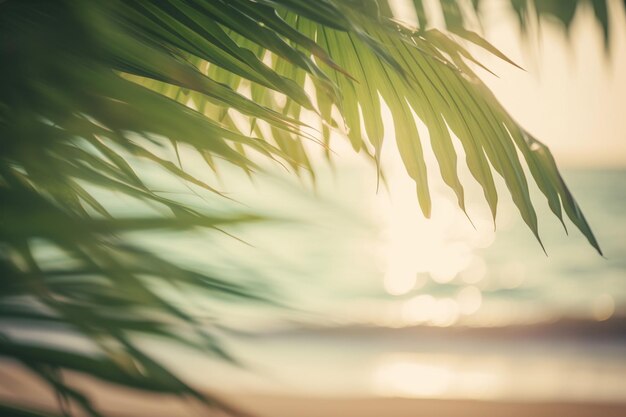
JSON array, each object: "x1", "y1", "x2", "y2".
[
  {"x1": 138, "y1": 168, "x2": 626, "y2": 403},
  {"x1": 19, "y1": 163, "x2": 626, "y2": 403}
]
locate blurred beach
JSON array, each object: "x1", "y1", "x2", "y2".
[
  {"x1": 156, "y1": 168, "x2": 626, "y2": 412},
  {"x1": 6, "y1": 169, "x2": 623, "y2": 416},
  {"x1": 2, "y1": 167, "x2": 623, "y2": 417},
  {"x1": 2, "y1": 1, "x2": 625, "y2": 413}
]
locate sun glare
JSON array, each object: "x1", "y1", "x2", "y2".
[
  {"x1": 373, "y1": 93, "x2": 497, "y2": 293},
  {"x1": 372, "y1": 354, "x2": 501, "y2": 399}
]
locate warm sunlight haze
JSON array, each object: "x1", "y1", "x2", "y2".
[{"x1": 1, "y1": 1, "x2": 625, "y2": 417}]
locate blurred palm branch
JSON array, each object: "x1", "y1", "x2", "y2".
[{"x1": 0, "y1": 0, "x2": 611, "y2": 416}]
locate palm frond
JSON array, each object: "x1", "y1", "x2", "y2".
[
  {"x1": 407, "y1": 0, "x2": 616, "y2": 49},
  {"x1": 0, "y1": 0, "x2": 608, "y2": 416}
]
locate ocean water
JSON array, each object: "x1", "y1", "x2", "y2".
[
  {"x1": 140, "y1": 168, "x2": 626, "y2": 403},
  {"x1": 371, "y1": 168, "x2": 626, "y2": 328},
  {"x1": 180, "y1": 167, "x2": 626, "y2": 329},
  {"x1": 26, "y1": 162, "x2": 626, "y2": 403}
]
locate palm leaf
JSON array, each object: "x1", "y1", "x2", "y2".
[
  {"x1": 409, "y1": 0, "x2": 615, "y2": 49},
  {"x1": 1, "y1": 0, "x2": 608, "y2": 416}
]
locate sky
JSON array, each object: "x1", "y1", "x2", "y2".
[
  {"x1": 468, "y1": 0, "x2": 626, "y2": 167},
  {"x1": 389, "y1": 0, "x2": 626, "y2": 167}
]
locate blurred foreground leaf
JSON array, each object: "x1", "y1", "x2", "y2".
[{"x1": 0, "y1": 0, "x2": 607, "y2": 416}]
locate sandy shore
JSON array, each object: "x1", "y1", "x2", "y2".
[
  {"x1": 234, "y1": 395, "x2": 626, "y2": 417},
  {"x1": 4, "y1": 390, "x2": 626, "y2": 417},
  {"x1": 3, "y1": 362, "x2": 626, "y2": 417}
]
